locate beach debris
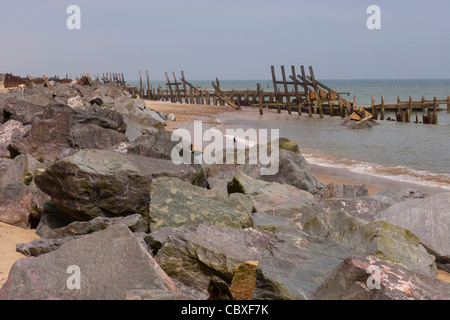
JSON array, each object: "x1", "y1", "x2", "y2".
[
  {"x1": 77, "y1": 75, "x2": 92, "y2": 86},
  {"x1": 342, "y1": 106, "x2": 380, "y2": 128},
  {"x1": 42, "y1": 74, "x2": 54, "y2": 90}
]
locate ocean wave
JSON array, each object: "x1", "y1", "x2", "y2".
[{"x1": 304, "y1": 153, "x2": 450, "y2": 190}]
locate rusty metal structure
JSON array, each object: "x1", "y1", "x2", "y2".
[{"x1": 2, "y1": 73, "x2": 72, "y2": 88}]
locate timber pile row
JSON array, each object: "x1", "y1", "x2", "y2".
[{"x1": 131, "y1": 66, "x2": 448, "y2": 125}]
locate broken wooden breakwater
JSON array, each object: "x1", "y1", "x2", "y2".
[
  {"x1": 130, "y1": 66, "x2": 355, "y2": 116},
  {"x1": 361, "y1": 94, "x2": 450, "y2": 125},
  {"x1": 132, "y1": 66, "x2": 447, "y2": 125}
]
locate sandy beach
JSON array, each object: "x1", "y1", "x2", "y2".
[
  {"x1": 0, "y1": 222, "x2": 40, "y2": 287},
  {"x1": 0, "y1": 83, "x2": 9, "y2": 94},
  {"x1": 0, "y1": 99, "x2": 448, "y2": 289}
]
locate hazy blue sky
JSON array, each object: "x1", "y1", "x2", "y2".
[{"x1": 1, "y1": 0, "x2": 450, "y2": 80}]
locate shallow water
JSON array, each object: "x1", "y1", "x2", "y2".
[{"x1": 139, "y1": 79, "x2": 450, "y2": 191}]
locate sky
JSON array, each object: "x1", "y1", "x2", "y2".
[{"x1": 1, "y1": 0, "x2": 450, "y2": 80}]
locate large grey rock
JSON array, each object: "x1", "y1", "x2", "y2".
[
  {"x1": 311, "y1": 255, "x2": 450, "y2": 300},
  {"x1": 0, "y1": 225, "x2": 180, "y2": 300},
  {"x1": 296, "y1": 196, "x2": 395, "y2": 226},
  {"x1": 304, "y1": 210, "x2": 437, "y2": 277},
  {"x1": 35, "y1": 202, "x2": 74, "y2": 238},
  {"x1": 375, "y1": 193, "x2": 450, "y2": 265},
  {"x1": 314, "y1": 182, "x2": 369, "y2": 202},
  {"x1": 114, "y1": 98, "x2": 165, "y2": 130},
  {"x1": 0, "y1": 120, "x2": 29, "y2": 158},
  {"x1": 278, "y1": 137, "x2": 300, "y2": 153},
  {"x1": 149, "y1": 224, "x2": 356, "y2": 300},
  {"x1": 41, "y1": 214, "x2": 148, "y2": 239},
  {"x1": 26, "y1": 179, "x2": 51, "y2": 224},
  {"x1": 1, "y1": 86, "x2": 54, "y2": 107},
  {"x1": 262, "y1": 149, "x2": 324, "y2": 191},
  {"x1": 0, "y1": 98, "x2": 45, "y2": 125},
  {"x1": 0, "y1": 154, "x2": 46, "y2": 188},
  {"x1": 0, "y1": 158, "x2": 12, "y2": 182},
  {"x1": 8, "y1": 112, "x2": 72, "y2": 164},
  {"x1": 374, "y1": 187, "x2": 425, "y2": 203},
  {"x1": 121, "y1": 116, "x2": 158, "y2": 142},
  {"x1": 251, "y1": 213, "x2": 299, "y2": 232},
  {"x1": 16, "y1": 236, "x2": 83, "y2": 257},
  {"x1": 71, "y1": 107, "x2": 127, "y2": 133},
  {"x1": 34, "y1": 149, "x2": 197, "y2": 221},
  {"x1": 204, "y1": 148, "x2": 323, "y2": 194},
  {"x1": 52, "y1": 83, "x2": 80, "y2": 103},
  {"x1": 227, "y1": 171, "x2": 315, "y2": 216},
  {"x1": 0, "y1": 183, "x2": 34, "y2": 228},
  {"x1": 69, "y1": 123, "x2": 129, "y2": 150},
  {"x1": 127, "y1": 129, "x2": 180, "y2": 160},
  {"x1": 149, "y1": 177, "x2": 254, "y2": 232},
  {"x1": 66, "y1": 95, "x2": 91, "y2": 112}
]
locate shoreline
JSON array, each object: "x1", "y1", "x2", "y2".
[{"x1": 149, "y1": 101, "x2": 448, "y2": 196}]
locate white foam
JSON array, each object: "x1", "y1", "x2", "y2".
[{"x1": 305, "y1": 154, "x2": 450, "y2": 191}]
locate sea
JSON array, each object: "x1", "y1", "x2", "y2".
[{"x1": 129, "y1": 79, "x2": 450, "y2": 193}]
